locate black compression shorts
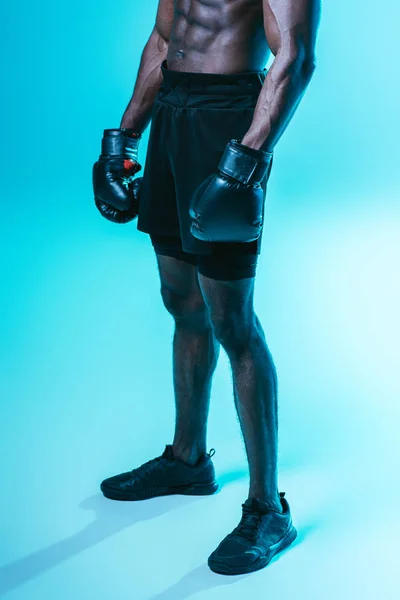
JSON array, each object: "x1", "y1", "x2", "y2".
[{"x1": 150, "y1": 233, "x2": 259, "y2": 280}]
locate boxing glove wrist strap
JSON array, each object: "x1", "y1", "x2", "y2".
[
  {"x1": 218, "y1": 139, "x2": 273, "y2": 186},
  {"x1": 101, "y1": 128, "x2": 141, "y2": 162}
]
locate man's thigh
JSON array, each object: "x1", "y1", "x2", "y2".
[
  {"x1": 197, "y1": 270, "x2": 256, "y2": 322},
  {"x1": 150, "y1": 232, "x2": 258, "y2": 321},
  {"x1": 150, "y1": 234, "x2": 207, "y2": 317}
]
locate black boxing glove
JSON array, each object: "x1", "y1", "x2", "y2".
[
  {"x1": 189, "y1": 140, "x2": 273, "y2": 243},
  {"x1": 93, "y1": 128, "x2": 143, "y2": 224}
]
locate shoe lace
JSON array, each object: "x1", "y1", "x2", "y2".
[
  {"x1": 129, "y1": 446, "x2": 215, "y2": 481},
  {"x1": 130, "y1": 456, "x2": 167, "y2": 480},
  {"x1": 234, "y1": 505, "x2": 265, "y2": 542}
]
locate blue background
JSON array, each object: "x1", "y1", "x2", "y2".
[{"x1": 1, "y1": 1, "x2": 399, "y2": 599}]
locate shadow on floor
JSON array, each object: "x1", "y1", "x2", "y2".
[
  {"x1": 148, "y1": 519, "x2": 322, "y2": 600},
  {"x1": 0, "y1": 467, "x2": 250, "y2": 596}
]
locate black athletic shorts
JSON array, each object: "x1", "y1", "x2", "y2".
[{"x1": 137, "y1": 60, "x2": 272, "y2": 280}]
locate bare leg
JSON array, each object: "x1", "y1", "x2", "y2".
[
  {"x1": 198, "y1": 273, "x2": 281, "y2": 511},
  {"x1": 155, "y1": 254, "x2": 220, "y2": 465}
]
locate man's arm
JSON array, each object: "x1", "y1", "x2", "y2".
[
  {"x1": 241, "y1": 0, "x2": 321, "y2": 151},
  {"x1": 120, "y1": 0, "x2": 174, "y2": 133}
]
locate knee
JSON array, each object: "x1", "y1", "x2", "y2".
[
  {"x1": 161, "y1": 286, "x2": 209, "y2": 326},
  {"x1": 210, "y1": 310, "x2": 255, "y2": 352}
]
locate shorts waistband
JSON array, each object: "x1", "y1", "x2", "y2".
[{"x1": 160, "y1": 60, "x2": 267, "y2": 94}]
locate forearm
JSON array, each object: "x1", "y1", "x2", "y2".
[
  {"x1": 120, "y1": 28, "x2": 168, "y2": 133},
  {"x1": 242, "y1": 55, "x2": 316, "y2": 152}
]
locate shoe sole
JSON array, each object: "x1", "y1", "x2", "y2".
[
  {"x1": 101, "y1": 479, "x2": 219, "y2": 501},
  {"x1": 208, "y1": 525, "x2": 298, "y2": 575}
]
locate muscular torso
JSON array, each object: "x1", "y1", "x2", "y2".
[{"x1": 166, "y1": 0, "x2": 273, "y2": 73}]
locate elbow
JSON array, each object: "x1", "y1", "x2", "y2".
[
  {"x1": 300, "y1": 54, "x2": 317, "y2": 80},
  {"x1": 282, "y1": 53, "x2": 316, "y2": 88},
  {"x1": 150, "y1": 26, "x2": 169, "y2": 54},
  {"x1": 274, "y1": 28, "x2": 318, "y2": 82},
  {"x1": 274, "y1": 47, "x2": 317, "y2": 85},
  {"x1": 294, "y1": 42, "x2": 317, "y2": 80}
]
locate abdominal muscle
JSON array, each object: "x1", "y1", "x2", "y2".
[{"x1": 166, "y1": 0, "x2": 272, "y2": 73}]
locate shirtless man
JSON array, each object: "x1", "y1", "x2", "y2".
[{"x1": 94, "y1": 0, "x2": 321, "y2": 576}]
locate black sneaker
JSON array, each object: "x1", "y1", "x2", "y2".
[
  {"x1": 208, "y1": 492, "x2": 297, "y2": 575},
  {"x1": 100, "y1": 444, "x2": 219, "y2": 501}
]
